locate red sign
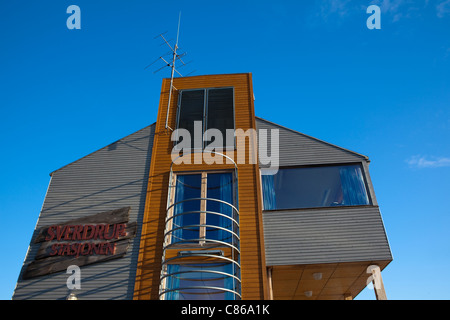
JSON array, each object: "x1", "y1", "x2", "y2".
[
  {"x1": 23, "y1": 207, "x2": 136, "y2": 279},
  {"x1": 44, "y1": 223, "x2": 128, "y2": 258},
  {"x1": 45, "y1": 223, "x2": 127, "y2": 242}
]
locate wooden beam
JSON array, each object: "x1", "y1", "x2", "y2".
[
  {"x1": 267, "y1": 267, "x2": 274, "y2": 300},
  {"x1": 368, "y1": 265, "x2": 387, "y2": 300}
]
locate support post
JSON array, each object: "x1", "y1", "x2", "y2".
[
  {"x1": 267, "y1": 267, "x2": 274, "y2": 300},
  {"x1": 368, "y1": 265, "x2": 387, "y2": 300}
]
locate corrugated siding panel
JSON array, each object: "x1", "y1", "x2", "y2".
[
  {"x1": 255, "y1": 117, "x2": 368, "y2": 167},
  {"x1": 263, "y1": 206, "x2": 392, "y2": 266},
  {"x1": 13, "y1": 124, "x2": 155, "y2": 300}
]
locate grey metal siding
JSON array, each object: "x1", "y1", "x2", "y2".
[
  {"x1": 13, "y1": 124, "x2": 155, "y2": 300},
  {"x1": 263, "y1": 206, "x2": 392, "y2": 266},
  {"x1": 256, "y1": 117, "x2": 368, "y2": 167},
  {"x1": 257, "y1": 117, "x2": 392, "y2": 266}
]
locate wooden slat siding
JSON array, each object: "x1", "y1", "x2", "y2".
[
  {"x1": 263, "y1": 206, "x2": 393, "y2": 266},
  {"x1": 246, "y1": 74, "x2": 269, "y2": 300},
  {"x1": 133, "y1": 73, "x2": 268, "y2": 300},
  {"x1": 13, "y1": 124, "x2": 155, "y2": 300}
]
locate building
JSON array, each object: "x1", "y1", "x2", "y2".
[{"x1": 13, "y1": 73, "x2": 392, "y2": 300}]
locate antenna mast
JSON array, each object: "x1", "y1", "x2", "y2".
[
  {"x1": 146, "y1": 12, "x2": 195, "y2": 132},
  {"x1": 165, "y1": 12, "x2": 181, "y2": 131}
]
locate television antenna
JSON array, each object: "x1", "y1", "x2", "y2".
[{"x1": 145, "y1": 12, "x2": 196, "y2": 131}]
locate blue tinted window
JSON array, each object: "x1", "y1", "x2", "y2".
[
  {"x1": 170, "y1": 172, "x2": 237, "y2": 245},
  {"x1": 261, "y1": 165, "x2": 370, "y2": 210},
  {"x1": 164, "y1": 262, "x2": 240, "y2": 300},
  {"x1": 172, "y1": 174, "x2": 201, "y2": 243}
]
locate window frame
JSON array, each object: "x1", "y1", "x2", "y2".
[
  {"x1": 174, "y1": 87, "x2": 236, "y2": 151},
  {"x1": 260, "y1": 162, "x2": 374, "y2": 211},
  {"x1": 166, "y1": 170, "x2": 239, "y2": 246}
]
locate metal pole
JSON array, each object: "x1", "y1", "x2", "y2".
[{"x1": 165, "y1": 12, "x2": 181, "y2": 131}]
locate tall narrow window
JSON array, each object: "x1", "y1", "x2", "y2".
[
  {"x1": 177, "y1": 90, "x2": 205, "y2": 143},
  {"x1": 176, "y1": 87, "x2": 235, "y2": 149},
  {"x1": 206, "y1": 88, "x2": 234, "y2": 148},
  {"x1": 171, "y1": 174, "x2": 202, "y2": 244},
  {"x1": 206, "y1": 172, "x2": 234, "y2": 243}
]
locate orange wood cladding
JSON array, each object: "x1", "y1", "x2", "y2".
[{"x1": 133, "y1": 73, "x2": 268, "y2": 300}]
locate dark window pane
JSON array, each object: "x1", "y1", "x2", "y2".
[
  {"x1": 206, "y1": 88, "x2": 234, "y2": 148},
  {"x1": 261, "y1": 165, "x2": 370, "y2": 210},
  {"x1": 177, "y1": 90, "x2": 205, "y2": 148},
  {"x1": 172, "y1": 174, "x2": 202, "y2": 243},
  {"x1": 206, "y1": 172, "x2": 234, "y2": 243}
]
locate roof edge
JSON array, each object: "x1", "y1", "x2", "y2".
[
  {"x1": 255, "y1": 116, "x2": 370, "y2": 162},
  {"x1": 49, "y1": 122, "x2": 156, "y2": 176},
  {"x1": 163, "y1": 72, "x2": 252, "y2": 81}
]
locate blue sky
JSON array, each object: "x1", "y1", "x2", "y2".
[{"x1": 1, "y1": 0, "x2": 449, "y2": 300}]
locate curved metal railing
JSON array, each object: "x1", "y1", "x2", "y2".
[
  {"x1": 159, "y1": 151, "x2": 241, "y2": 300},
  {"x1": 159, "y1": 199, "x2": 241, "y2": 300},
  {"x1": 160, "y1": 254, "x2": 242, "y2": 300},
  {"x1": 165, "y1": 198, "x2": 239, "y2": 247}
]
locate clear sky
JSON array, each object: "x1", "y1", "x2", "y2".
[{"x1": 1, "y1": 0, "x2": 449, "y2": 300}]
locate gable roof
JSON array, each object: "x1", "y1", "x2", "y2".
[
  {"x1": 255, "y1": 117, "x2": 369, "y2": 167},
  {"x1": 50, "y1": 123, "x2": 156, "y2": 176}
]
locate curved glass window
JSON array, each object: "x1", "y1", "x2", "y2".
[
  {"x1": 162, "y1": 171, "x2": 240, "y2": 300},
  {"x1": 261, "y1": 164, "x2": 371, "y2": 210},
  {"x1": 170, "y1": 172, "x2": 237, "y2": 245},
  {"x1": 162, "y1": 262, "x2": 241, "y2": 300}
]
